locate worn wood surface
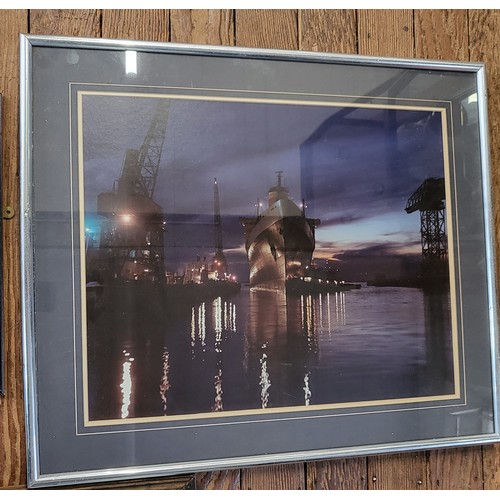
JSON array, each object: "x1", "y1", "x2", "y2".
[
  {"x1": 368, "y1": 453, "x2": 428, "y2": 490},
  {"x1": 171, "y1": 9, "x2": 234, "y2": 46},
  {"x1": 235, "y1": 10, "x2": 298, "y2": 50},
  {"x1": 30, "y1": 10, "x2": 100, "y2": 37},
  {"x1": 102, "y1": 10, "x2": 169, "y2": 42},
  {"x1": 358, "y1": 9, "x2": 414, "y2": 58},
  {"x1": 0, "y1": 9, "x2": 28, "y2": 489},
  {"x1": 415, "y1": 9, "x2": 469, "y2": 61},
  {"x1": 299, "y1": 9, "x2": 357, "y2": 53},
  {"x1": 59, "y1": 475, "x2": 195, "y2": 490},
  {"x1": 1, "y1": 8, "x2": 499, "y2": 491},
  {"x1": 195, "y1": 469, "x2": 241, "y2": 490},
  {"x1": 241, "y1": 464, "x2": 305, "y2": 490},
  {"x1": 307, "y1": 458, "x2": 367, "y2": 490},
  {"x1": 428, "y1": 448, "x2": 483, "y2": 489}
]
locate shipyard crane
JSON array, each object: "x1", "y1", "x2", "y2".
[
  {"x1": 405, "y1": 177, "x2": 448, "y2": 281},
  {"x1": 96, "y1": 100, "x2": 170, "y2": 283},
  {"x1": 212, "y1": 178, "x2": 228, "y2": 277}
]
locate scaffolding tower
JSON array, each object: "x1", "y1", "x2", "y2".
[{"x1": 405, "y1": 177, "x2": 448, "y2": 282}]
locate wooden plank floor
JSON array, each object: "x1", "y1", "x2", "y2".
[{"x1": 1, "y1": 9, "x2": 499, "y2": 490}]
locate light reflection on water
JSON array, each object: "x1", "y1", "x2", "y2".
[
  {"x1": 259, "y1": 349, "x2": 271, "y2": 409},
  {"x1": 90, "y1": 285, "x2": 454, "y2": 421},
  {"x1": 159, "y1": 349, "x2": 170, "y2": 415},
  {"x1": 213, "y1": 368, "x2": 223, "y2": 412},
  {"x1": 303, "y1": 372, "x2": 311, "y2": 406},
  {"x1": 120, "y1": 353, "x2": 133, "y2": 419}
]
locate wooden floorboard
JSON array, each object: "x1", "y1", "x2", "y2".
[{"x1": 0, "y1": 9, "x2": 29, "y2": 489}]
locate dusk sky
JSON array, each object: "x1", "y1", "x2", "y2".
[{"x1": 82, "y1": 93, "x2": 446, "y2": 281}]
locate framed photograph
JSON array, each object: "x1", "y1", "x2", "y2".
[{"x1": 20, "y1": 34, "x2": 500, "y2": 488}]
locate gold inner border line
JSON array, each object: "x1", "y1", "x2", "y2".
[
  {"x1": 446, "y1": 105, "x2": 468, "y2": 405},
  {"x1": 71, "y1": 81, "x2": 453, "y2": 106},
  {"x1": 81, "y1": 400, "x2": 469, "y2": 436},
  {"x1": 69, "y1": 85, "x2": 79, "y2": 428},
  {"x1": 79, "y1": 89, "x2": 447, "y2": 113},
  {"x1": 74, "y1": 88, "x2": 462, "y2": 429}
]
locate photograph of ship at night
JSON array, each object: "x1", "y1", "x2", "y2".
[{"x1": 79, "y1": 90, "x2": 457, "y2": 426}]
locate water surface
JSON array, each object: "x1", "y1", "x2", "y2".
[{"x1": 86, "y1": 284, "x2": 454, "y2": 421}]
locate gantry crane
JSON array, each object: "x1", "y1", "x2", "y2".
[
  {"x1": 95, "y1": 100, "x2": 170, "y2": 283},
  {"x1": 212, "y1": 178, "x2": 228, "y2": 277},
  {"x1": 405, "y1": 177, "x2": 448, "y2": 281}
]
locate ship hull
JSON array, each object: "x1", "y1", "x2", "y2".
[{"x1": 242, "y1": 198, "x2": 319, "y2": 291}]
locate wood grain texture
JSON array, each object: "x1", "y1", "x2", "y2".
[
  {"x1": 415, "y1": 9, "x2": 468, "y2": 61},
  {"x1": 358, "y1": 9, "x2": 414, "y2": 58},
  {"x1": 469, "y1": 10, "x2": 500, "y2": 487},
  {"x1": 428, "y1": 448, "x2": 483, "y2": 489},
  {"x1": 60, "y1": 475, "x2": 195, "y2": 490},
  {"x1": 299, "y1": 9, "x2": 357, "y2": 53},
  {"x1": 29, "y1": 10, "x2": 100, "y2": 36},
  {"x1": 469, "y1": 9, "x2": 500, "y2": 249},
  {"x1": 241, "y1": 464, "x2": 305, "y2": 490},
  {"x1": 0, "y1": 9, "x2": 28, "y2": 488},
  {"x1": 195, "y1": 469, "x2": 240, "y2": 490},
  {"x1": 102, "y1": 9, "x2": 169, "y2": 41},
  {"x1": 368, "y1": 453, "x2": 428, "y2": 490},
  {"x1": 482, "y1": 444, "x2": 500, "y2": 490},
  {"x1": 171, "y1": 10, "x2": 234, "y2": 46},
  {"x1": 235, "y1": 10, "x2": 298, "y2": 50},
  {"x1": 307, "y1": 458, "x2": 367, "y2": 490}
]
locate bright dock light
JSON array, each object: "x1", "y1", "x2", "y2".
[{"x1": 125, "y1": 50, "x2": 137, "y2": 74}]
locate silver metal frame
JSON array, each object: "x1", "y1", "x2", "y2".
[{"x1": 19, "y1": 33, "x2": 500, "y2": 488}]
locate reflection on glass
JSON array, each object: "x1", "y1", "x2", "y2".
[
  {"x1": 125, "y1": 50, "x2": 137, "y2": 74},
  {"x1": 120, "y1": 351, "x2": 133, "y2": 419},
  {"x1": 159, "y1": 348, "x2": 171, "y2": 415}
]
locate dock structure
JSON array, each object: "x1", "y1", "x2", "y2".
[
  {"x1": 405, "y1": 177, "x2": 448, "y2": 284},
  {"x1": 212, "y1": 178, "x2": 228, "y2": 277},
  {"x1": 94, "y1": 101, "x2": 170, "y2": 283}
]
